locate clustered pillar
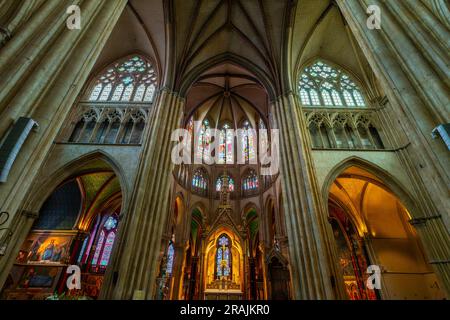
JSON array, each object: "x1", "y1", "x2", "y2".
[
  {"x1": 0, "y1": 0, "x2": 127, "y2": 289},
  {"x1": 337, "y1": 0, "x2": 450, "y2": 296},
  {"x1": 272, "y1": 92, "x2": 336, "y2": 299},
  {"x1": 110, "y1": 90, "x2": 184, "y2": 299}
]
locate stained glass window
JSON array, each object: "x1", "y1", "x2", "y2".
[
  {"x1": 186, "y1": 117, "x2": 194, "y2": 137},
  {"x1": 242, "y1": 121, "x2": 256, "y2": 163},
  {"x1": 90, "y1": 84, "x2": 103, "y2": 101},
  {"x1": 111, "y1": 84, "x2": 124, "y2": 101},
  {"x1": 259, "y1": 118, "x2": 269, "y2": 158},
  {"x1": 88, "y1": 56, "x2": 157, "y2": 103},
  {"x1": 192, "y1": 169, "x2": 208, "y2": 191},
  {"x1": 91, "y1": 230, "x2": 105, "y2": 266},
  {"x1": 218, "y1": 123, "x2": 233, "y2": 164},
  {"x1": 99, "y1": 83, "x2": 112, "y2": 101},
  {"x1": 100, "y1": 232, "x2": 115, "y2": 266},
  {"x1": 196, "y1": 119, "x2": 211, "y2": 163},
  {"x1": 298, "y1": 61, "x2": 366, "y2": 107},
  {"x1": 166, "y1": 242, "x2": 175, "y2": 275},
  {"x1": 91, "y1": 216, "x2": 118, "y2": 269},
  {"x1": 143, "y1": 84, "x2": 156, "y2": 102},
  {"x1": 104, "y1": 216, "x2": 117, "y2": 230},
  {"x1": 242, "y1": 170, "x2": 259, "y2": 191},
  {"x1": 77, "y1": 236, "x2": 89, "y2": 264},
  {"x1": 216, "y1": 235, "x2": 231, "y2": 278},
  {"x1": 133, "y1": 84, "x2": 146, "y2": 101},
  {"x1": 216, "y1": 176, "x2": 235, "y2": 192}
]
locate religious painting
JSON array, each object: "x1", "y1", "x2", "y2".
[
  {"x1": 18, "y1": 232, "x2": 74, "y2": 265},
  {"x1": 18, "y1": 266, "x2": 60, "y2": 289}
]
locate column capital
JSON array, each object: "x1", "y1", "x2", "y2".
[
  {"x1": 21, "y1": 210, "x2": 38, "y2": 220},
  {"x1": 0, "y1": 26, "x2": 11, "y2": 46},
  {"x1": 409, "y1": 215, "x2": 442, "y2": 226}
]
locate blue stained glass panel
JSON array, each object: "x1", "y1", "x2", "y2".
[{"x1": 166, "y1": 243, "x2": 175, "y2": 274}]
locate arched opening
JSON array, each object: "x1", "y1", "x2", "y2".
[
  {"x1": 169, "y1": 61, "x2": 280, "y2": 301},
  {"x1": 156, "y1": 196, "x2": 186, "y2": 300},
  {"x1": 204, "y1": 228, "x2": 244, "y2": 300},
  {"x1": 327, "y1": 165, "x2": 445, "y2": 300},
  {"x1": 268, "y1": 256, "x2": 290, "y2": 300},
  {"x1": 1, "y1": 161, "x2": 124, "y2": 300}
]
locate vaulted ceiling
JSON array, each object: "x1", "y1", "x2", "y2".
[
  {"x1": 185, "y1": 62, "x2": 268, "y2": 126},
  {"x1": 92, "y1": 0, "x2": 376, "y2": 100},
  {"x1": 329, "y1": 167, "x2": 410, "y2": 239}
]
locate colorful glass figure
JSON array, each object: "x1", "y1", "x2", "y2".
[
  {"x1": 166, "y1": 242, "x2": 175, "y2": 275},
  {"x1": 216, "y1": 176, "x2": 234, "y2": 192},
  {"x1": 242, "y1": 121, "x2": 256, "y2": 163},
  {"x1": 216, "y1": 235, "x2": 231, "y2": 278},
  {"x1": 218, "y1": 123, "x2": 234, "y2": 164},
  {"x1": 192, "y1": 169, "x2": 208, "y2": 190},
  {"x1": 91, "y1": 216, "x2": 118, "y2": 269},
  {"x1": 243, "y1": 170, "x2": 259, "y2": 191},
  {"x1": 196, "y1": 119, "x2": 211, "y2": 162}
]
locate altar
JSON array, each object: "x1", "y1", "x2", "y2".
[{"x1": 204, "y1": 279, "x2": 242, "y2": 300}]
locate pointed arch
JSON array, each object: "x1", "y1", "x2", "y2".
[
  {"x1": 83, "y1": 54, "x2": 158, "y2": 103},
  {"x1": 297, "y1": 59, "x2": 368, "y2": 107},
  {"x1": 23, "y1": 150, "x2": 128, "y2": 216},
  {"x1": 178, "y1": 54, "x2": 276, "y2": 100},
  {"x1": 321, "y1": 156, "x2": 420, "y2": 219}
]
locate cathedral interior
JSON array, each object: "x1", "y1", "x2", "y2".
[{"x1": 0, "y1": 0, "x2": 448, "y2": 301}]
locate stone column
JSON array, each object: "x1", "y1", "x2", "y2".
[
  {"x1": 337, "y1": 0, "x2": 449, "y2": 224},
  {"x1": 271, "y1": 93, "x2": 336, "y2": 299},
  {"x1": 0, "y1": 0, "x2": 46, "y2": 46},
  {"x1": 170, "y1": 244, "x2": 186, "y2": 299},
  {"x1": 198, "y1": 234, "x2": 207, "y2": 299},
  {"x1": 422, "y1": 0, "x2": 450, "y2": 29},
  {"x1": 0, "y1": 0, "x2": 127, "y2": 288},
  {"x1": 111, "y1": 89, "x2": 184, "y2": 299},
  {"x1": 337, "y1": 0, "x2": 450, "y2": 297}
]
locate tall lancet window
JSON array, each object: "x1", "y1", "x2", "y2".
[
  {"x1": 166, "y1": 242, "x2": 175, "y2": 275},
  {"x1": 91, "y1": 215, "x2": 118, "y2": 271},
  {"x1": 87, "y1": 55, "x2": 157, "y2": 103},
  {"x1": 298, "y1": 61, "x2": 366, "y2": 107},
  {"x1": 242, "y1": 121, "x2": 256, "y2": 164},
  {"x1": 186, "y1": 117, "x2": 194, "y2": 138},
  {"x1": 218, "y1": 123, "x2": 233, "y2": 164},
  {"x1": 216, "y1": 234, "x2": 232, "y2": 279},
  {"x1": 196, "y1": 119, "x2": 211, "y2": 163}
]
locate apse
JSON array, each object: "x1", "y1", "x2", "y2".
[
  {"x1": 162, "y1": 62, "x2": 288, "y2": 300},
  {"x1": 204, "y1": 228, "x2": 244, "y2": 300}
]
